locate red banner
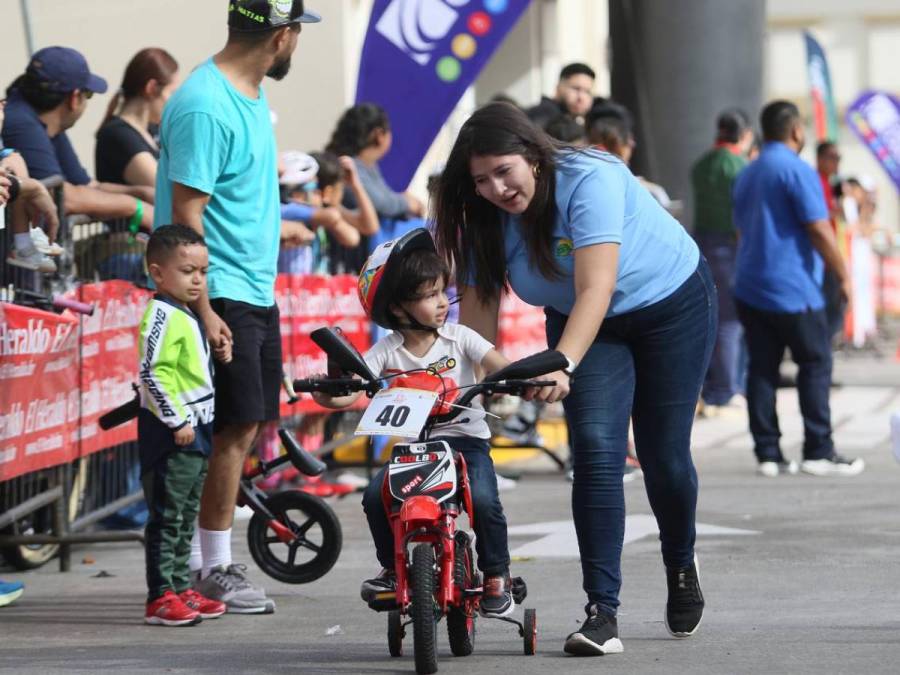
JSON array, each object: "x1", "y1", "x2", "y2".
[
  {"x1": 276, "y1": 274, "x2": 371, "y2": 416},
  {"x1": 2, "y1": 274, "x2": 377, "y2": 481},
  {"x1": 0, "y1": 303, "x2": 79, "y2": 481},
  {"x1": 77, "y1": 281, "x2": 153, "y2": 453}
]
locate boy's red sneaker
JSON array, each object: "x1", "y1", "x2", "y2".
[
  {"x1": 180, "y1": 589, "x2": 226, "y2": 619},
  {"x1": 145, "y1": 590, "x2": 202, "y2": 626}
]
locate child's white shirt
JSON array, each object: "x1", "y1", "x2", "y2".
[{"x1": 363, "y1": 323, "x2": 494, "y2": 439}]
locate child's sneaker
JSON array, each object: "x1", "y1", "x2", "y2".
[
  {"x1": 179, "y1": 588, "x2": 226, "y2": 619},
  {"x1": 145, "y1": 590, "x2": 202, "y2": 626},
  {"x1": 480, "y1": 573, "x2": 514, "y2": 618},
  {"x1": 360, "y1": 568, "x2": 396, "y2": 602},
  {"x1": 30, "y1": 227, "x2": 64, "y2": 256},
  {"x1": 7, "y1": 245, "x2": 56, "y2": 273}
]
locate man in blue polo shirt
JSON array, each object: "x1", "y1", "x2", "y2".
[{"x1": 733, "y1": 100, "x2": 863, "y2": 478}]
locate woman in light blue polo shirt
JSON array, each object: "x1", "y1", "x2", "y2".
[{"x1": 432, "y1": 103, "x2": 716, "y2": 656}]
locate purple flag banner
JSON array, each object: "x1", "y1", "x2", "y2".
[
  {"x1": 846, "y1": 91, "x2": 900, "y2": 194},
  {"x1": 355, "y1": 0, "x2": 531, "y2": 191}
]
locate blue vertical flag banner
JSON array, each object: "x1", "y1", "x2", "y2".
[
  {"x1": 804, "y1": 31, "x2": 840, "y2": 142},
  {"x1": 846, "y1": 91, "x2": 900, "y2": 195},
  {"x1": 355, "y1": 0, "x2": 532, "y2": 190}
]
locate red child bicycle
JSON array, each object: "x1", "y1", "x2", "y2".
[{"x1": 294, "y1": 327, "x2": 567, "y2": 674}]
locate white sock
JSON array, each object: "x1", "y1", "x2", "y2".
[
  {"x1": 189, "y1": 526, "x2": 202, "y2": 574},
  {"x1": 14, "y1": 232, "x2": 32, "y2": 252},
  {"x1": 200, "y1": 527, "x2": 232, "y2": 579}
]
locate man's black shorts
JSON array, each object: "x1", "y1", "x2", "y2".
[{"x1": 209, "y1": 298, "x2": 281, "y2": 432}]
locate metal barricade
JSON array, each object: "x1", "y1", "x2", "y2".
[{"x1": 0, "y1": 177, "x2": 145, "y2": 572}]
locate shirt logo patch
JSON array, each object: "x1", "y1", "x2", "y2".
[
  {"x1": 426, "y1": 355, "x2": 456, "y2": 374},
  {"x1": 555, "y1": 238, "x2": 574, "y2": 257}
]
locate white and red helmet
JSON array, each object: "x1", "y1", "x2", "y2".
[{"x1": 358, "y1": 228, "x2": 436, "y2": 328}]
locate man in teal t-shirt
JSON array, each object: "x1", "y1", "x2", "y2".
[
  {"x1": 153, "y1": 0, "x2": 321, "y2": 615},
  {"x1": 690, "y1": 108, "x2": 753, "y2": 413}
]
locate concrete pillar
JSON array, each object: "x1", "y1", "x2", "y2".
[{"x1": 609, "y1": 0, "x2": 766, "y2": 228}]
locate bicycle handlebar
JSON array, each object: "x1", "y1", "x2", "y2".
[
  {"x1": 98, "y1": 396, "x2": 139, "y2": 430},
  {"x1": 51, "y1": 295, "x2": 95, "y2": 316},
  {"x1": 292, "y1": 377, "x2": 379, "y2": 398}
]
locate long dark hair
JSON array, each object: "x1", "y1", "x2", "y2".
[
  {"x1": 432, "y1": 102, "x2": 564, "y2": 303},
  {"x1": 325, "y1": 103, "x2": 390, "y2": 157},
  {"x1": 98, "y1": 47, "x2": 178, "y2": 133}
]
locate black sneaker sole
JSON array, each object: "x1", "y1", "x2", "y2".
[
  {"x1": 563, "y1": 632, "x2": 624, "y2": 655},
  {"x1": 664, "y1": 611, "x2": 702, "y2": 638},
  {"x1": 479, "y1": 597, "x2": 515, "y2": 619}
]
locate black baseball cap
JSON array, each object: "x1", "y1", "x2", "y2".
[
  {"x1": 25, "y1": 46, "x2": 108, "y2": 94},
  {"x1": 228, "y1": 0, "x2": 321, "y2": 32}
]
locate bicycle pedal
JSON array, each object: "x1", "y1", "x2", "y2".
[
  {"x1": 511, "y1": 576, "x2": 528, "y2": 604},
  {"x1": 367, "y1": 592, "x2": 399, "y2": 612}
]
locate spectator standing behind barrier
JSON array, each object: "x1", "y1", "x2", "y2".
[
  {"x1": 90, "y1": 48, "x2": 180, "y2": 283},
  {"x1": 732, "y1": 100, "x2": 863, "y2": 478},
  {"x1": 691, "y1": 109, "x2": 754, "y2": 417},
  {"x1": 433, "y1": 102, "x2": 714, "y2": 656},
  {"x1": 325, "y1": 103, "x2": 422, "y2": 273},
  {"x1": 816, "y1": 140, "x2": 847, "y2": 342},
  {"x1": 138, "y1": 224, "x2": 226, "y2": 627},
  {"x1": 2, "y1": 47, "x2": 154, "y2": 274},
  {"x1": 526, "y1": 63, "x2": 596, "y2": 130},
  {"x1": 152, "y1": 0, "x2": 320, "y2": 615}
]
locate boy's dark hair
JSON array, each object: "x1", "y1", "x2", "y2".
[
  {"x1": 560, "y1": 62, "x2": 595, "y2": 81},
  {"x1": 309, "y1": 151, "x2": 342, "y2": 189},
  {"x1": 388, "y1": 248, "x2": 450, "y2": 328},
  {"x1": 146, "y1": 224, "x2": 206, "y2": 266},
  {"x1": 760, "y1": 100, "x2": 800, "y2": 142},
  {"x1": 545, "y1": 114, "x2": 587, "y2": 144}
]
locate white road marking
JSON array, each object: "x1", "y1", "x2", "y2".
[{"x1": 509, "y1": 514, "x2": 758, "y2": 558}]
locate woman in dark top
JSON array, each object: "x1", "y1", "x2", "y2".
[
  {"x1": 93, "y1": 48, "x2": 178, "y2": 281},
  {"x1": 95, "y1": 48, "x2": 179, "y2": 187}
]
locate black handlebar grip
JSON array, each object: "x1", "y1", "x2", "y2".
[
  {"x1": 278, "y1": 428, "x2": 327, "y2": 477},
  {"x1": 98, "y1": 397, "x2": 140, "y2": 430},
  {"x1": 292, "y1": 378, "x2": 321, "y2": 392}
]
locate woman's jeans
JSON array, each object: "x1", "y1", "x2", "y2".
[
  {"x1": 362, "y1": 436, "x2": 510, "y2": 576},
  {"x1": 546, "y1": 259, "x2": 717, "y2": 616}
]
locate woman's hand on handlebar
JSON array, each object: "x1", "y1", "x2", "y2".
[{"x1": 524, "y1": 370, "x2": 570, "y2": 404}]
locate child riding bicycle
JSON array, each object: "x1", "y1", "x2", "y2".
[{"x1": 312, "y1": 228, "x2": 518, "y2": 617}]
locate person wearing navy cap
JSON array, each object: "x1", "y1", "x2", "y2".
[
  {"x1": 152, "y1": 0, "x2": 319, "y2": 615},
  {"x1": 2, "y1": 46, "x2": 155, "y2": 273}
]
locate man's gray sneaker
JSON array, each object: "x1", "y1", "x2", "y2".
[{"x1": 194, "y1": 564, "x2": 275, "y2": 615}]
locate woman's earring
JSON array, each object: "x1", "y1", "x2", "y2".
[{"x1": 532, "y1": 164, "x2": 541, "y2": 178}]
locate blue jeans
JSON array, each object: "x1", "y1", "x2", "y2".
[
  {"x1": 735, "y1": 301, "x2": 834, "y2": 462},
  {"x1": 362, "y1": 436, "x2": 510, "y2": 576},
  {"x1": 696, "y1": 232, "x2": 744, "y2": 405},
  {"x1": 546, "y1": 259, "x2": 717, "y2": 616}
]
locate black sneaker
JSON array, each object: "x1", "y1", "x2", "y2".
[
  {"x1": 665, "y1": 555, "x2": 704, "y2": 637},
  {"x1": 564, "y1": 604, "x2": 624, "y2": 655},
  {"x1": 360, "y1": 568, "x2": 396, "y2": 602},
  {"x1": 480, "y1": 573, "x2": 514, "y2": 618}
]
